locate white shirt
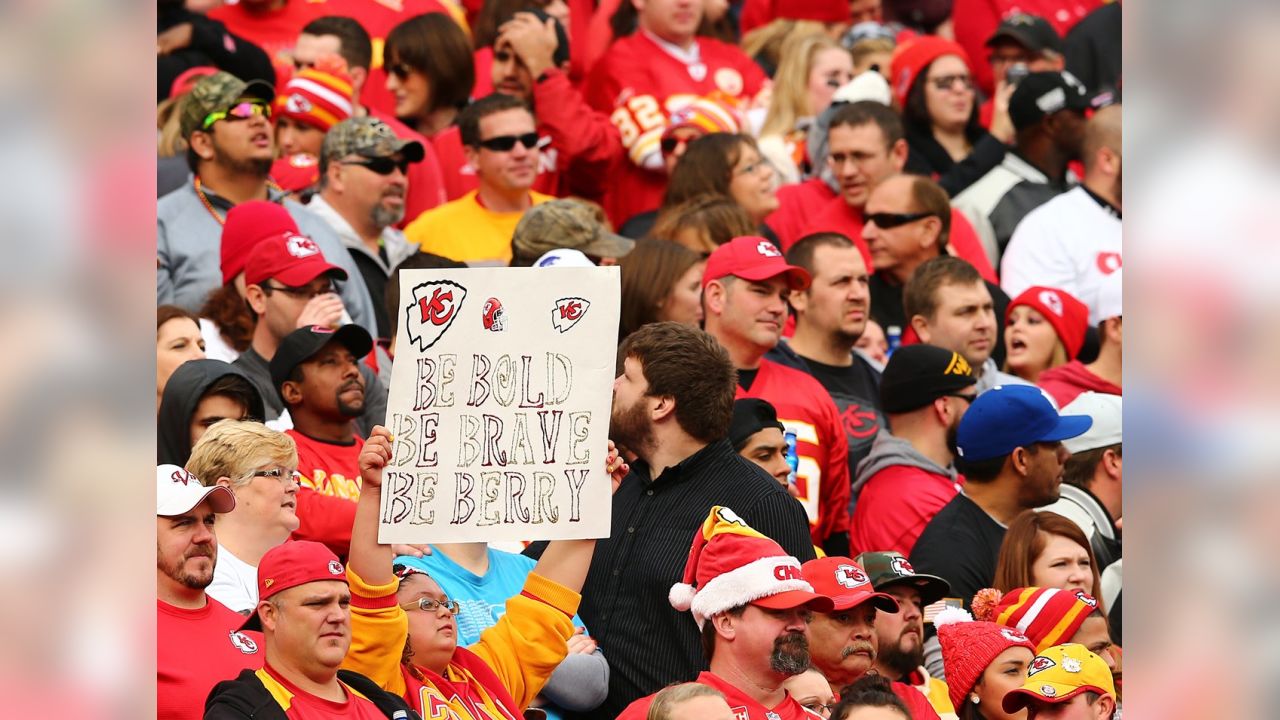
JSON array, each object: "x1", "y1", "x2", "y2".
[
  {"x1": 207, "y1": 543, "x2": 259, "y2": 614},
  {"x1": 1001, "y1": 186, "x2": 1123, "y2": 325}
]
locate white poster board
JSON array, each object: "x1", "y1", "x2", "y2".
[{"x1": 378, "y1": 266, "x2": 619, "y2": 544}]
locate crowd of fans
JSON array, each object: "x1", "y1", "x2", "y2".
[{"x1": 156, "y1": 0, "x2": 1122, "y2": 718}]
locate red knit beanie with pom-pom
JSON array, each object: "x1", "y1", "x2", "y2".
[{"x1": 936, "y1": 605, "x2": 1036, "y2": 710}]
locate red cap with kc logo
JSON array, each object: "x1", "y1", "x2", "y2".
[
  {"x1": 802, "y1": 557, "x2": 901, "y2": 612},
  {"x1": 241, "y1": 541, "x2": 348, "y2": 631},
  {"x1": 244, "y1": 231, "x2": 348, "y2": 288},
  {"x1": 703, "y1": 236, "x2": 811, "y2": 291}
]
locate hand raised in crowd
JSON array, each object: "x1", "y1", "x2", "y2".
[
  {"x1": 606, "y1": 440, "x2": 629, "y2": 494},
  {"x1": 157, "y1": 23, "x2": 193, "y2": 55},
  {"x1": 358, "y1": 424, "x2": 393, "y2": 489},
  {"x1": 989, "y1": 79, "x2": 1017, "y2": 144},
  {"x1": 295, "y1": 292, "x2": 346, "y2": 330},
  {"x1": 497, "y1": 11, "x2": 559, "y2": 80}
]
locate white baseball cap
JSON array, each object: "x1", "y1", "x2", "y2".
[
  {"x1": 534, "y1": 248, "x2": 596, "y2": 268},
  {"x1": 1096, "y1": 268, "x2": 1122, "y2": 321},
  {"x1": 1061, "y1": 392, "x2": 1122, "y2": 454},
  {"x1": 157, "y1": 464, "x2": 235, "y2": 516}
]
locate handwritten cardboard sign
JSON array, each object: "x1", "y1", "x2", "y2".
[{"x1": 379, "y1": 267, "x2": 619, "y2": 544}]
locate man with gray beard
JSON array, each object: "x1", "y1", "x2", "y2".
[
  {"x1": 308, "y1": 117, "x2": 425, "y2": 339},
  {"x1": 801, "y1": 557, "x2": 943, "y2": 719},
  {"x1": 615, "y1": 506, "x2": 833, "y2": 720}
]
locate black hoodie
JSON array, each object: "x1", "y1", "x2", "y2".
[
  {"x1": 204, "y1": 668, "x2": 421, "y2": 719},
  {"x1": 159, "y1": 359, "x2": 265, "y2": 467}
]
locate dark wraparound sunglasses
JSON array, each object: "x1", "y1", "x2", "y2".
[
  {"x1": 340, "y1": 156, "x2": 411, "y2": 175},
  {"x1": 477, "y1": 132, "x2": 540, "y2": 152},
  {"x1": 865, "y1": 211, "x2": 936, "y2": 229}
]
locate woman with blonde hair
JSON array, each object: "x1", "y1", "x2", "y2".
[{"x1": 759, "y1": 32, "x2": 855, "y2": 183}]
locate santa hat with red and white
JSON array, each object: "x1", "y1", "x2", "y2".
[{"x1": 669, "y1": 506, "x2": 834, "y2": 628}]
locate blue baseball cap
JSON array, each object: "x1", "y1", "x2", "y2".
[{"x1": 955, "y1": 385, "x2": 1092, "y2": 461}]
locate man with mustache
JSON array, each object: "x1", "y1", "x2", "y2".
[
  {"x1": 703, "y1": 236, "x2": 852, "y2": 555},
  {"x1": 308, "y1": 117, "x2": 426, "y2": 341},
  {"x1": 800, "y1": 557, "x2": 942, "y2": 719},
  {"x1": 157, "y1": 464, "x2": 260, "y2": 720},
  {"x1": 855, "y1": 550, "x2": 957, "y2": 719},
  {"x1": 270, "y1": 324, "x2": 373, "y2": 554},
  {"x1": 616, "y1": 506, "x2": 834, "y2": 720},
  {"x1": 204, "y1": 541, "x2": 416, "y2": 719}
]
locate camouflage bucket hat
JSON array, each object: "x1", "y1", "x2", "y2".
[
  {"x1": 512, "y1": 199, "x2": 635, "y2": 264},
  {"x1": 322, "y1": 117, "x2": 425, "y2": 163},
  {"x1": 181, "y1": 71, "x2": 275, "y2": 139}
]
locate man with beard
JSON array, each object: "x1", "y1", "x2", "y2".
[
  {"x1": 156, "y1": 464, "x2": 261, "y2": 720},
  {"x1": 1001, "y1": 104, "x2": 1122, "y2": 325},
  {"x1": 855, "y1": 550, "x2": 957, "y2": 719},
  {"x1": 158, "y1": 71, "x2": 375, "y2": 332},
  {"x1": 525, "y1": 322, "x2": 814, "y2": 718},
  {"x1": 849, "y1": 344, "x2": 976, "y2": 557},
  {"x1": 800, "y1": 557, "x2": 943, "y2": 720},
  {"x1": 781, "y1": 232, "x2": 885, "y2": 487},
  {"x1": 616, "y1": 506, "x2": 833, "y2": 720},
  {"x1": 308, "y1": 117, "x2": 425, "y2": 340},
  {"x1": 272, "y1": 324, "x2": 373, "y2": 523}
]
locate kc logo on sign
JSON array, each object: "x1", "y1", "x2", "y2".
[
  {"x1": 406, "y1": 281, "x2": 467, "y2": 351},
  {"x1": 552, "y1": 297, "x2": 590, "y2": 333},
  {"x1": 835, "y1": 564, "x2": 869, "y2": 589}
]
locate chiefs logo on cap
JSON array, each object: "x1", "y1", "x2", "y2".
[
  {"x1": 889, "y1": 556, "x2": 915, "y2": 576},
  {"x1": 835, "y1": 564, "x2": 869, "y2": 589},
  {"x1": 756, "y1": 241, "x2": 781, "y2": 258},
  {"x1": 286, "y1": 235, "x2": 320, "y2": 259},
  {"x1": 1096, "y1": 252, "x2": 1122, "y2": 274},
  {"x1": 1074, "y1": 589, "x2": 1098, "y2": 608},
  {"x1": 1001, "y1": 627, "x2": 1029, "y2": 643},
  {"x1": 285, "y1": 93, "x2": 314, "y2": 113},
  {"x1": 328, "y1": 560, "x2": 344, "y2": 575},
  {"x1": 1029, "y1": 655, "x2": 1056, "y2": 676},
  {"x1": 1040, "y1": 685, "x2": 1057, "y2": 697},
  {"x1": 1038, "y1": 289, "x2": 1064, "y2": 317}
]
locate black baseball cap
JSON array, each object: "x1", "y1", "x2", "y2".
[
  {"x1": 269, "y1": 324, "x2": 373, "y2": 399},
  {"x1": 985, "y1": 13, "x2": 1063, "y2": 55},
  {"x1": 1008, "y1": 71, "x2": 1092, "y2": 132},
  {"x1": 879, "y1": 344, "x2": 977, "y2": 414},
  {"x1": 854, "y1": 551, "x2": 951, "y2": 607},
  {"x1": 729, "y1": 398, "x2": 785, "y2": 451}
]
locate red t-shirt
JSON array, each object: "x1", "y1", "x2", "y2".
[
  {"x1": 584, "y1": 31, "x2": 767, "y2": 226},
  {"x1": 769, "y1": 178, "x2": 837, "y2": 251},
  {"x1": 157, "y1": 598, "x2": 263, "y2": 720},
  {"x1": 288, "y1": 430, "x2": 364, "y2": 500},
  {"x1": 850, "y1": 465, "x2": 962, "y2": 557},
  {"x1": 261, "y1": 664, "x2": 387, "y2": 719},
  {"x1": 737, "y1": 359, "x2": 851, "y2": 547},
  {"x1": 618, "y1": 671, "x2": 813, "y2": 720}
]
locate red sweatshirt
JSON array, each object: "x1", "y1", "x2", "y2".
[
  {"x1": 769, "y1": 178, "x2": 838, "y2": 251},
  {"x1": 1037, "y1": 360, "x2": 1121, "y2": 407}
]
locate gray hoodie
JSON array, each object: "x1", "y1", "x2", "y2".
[{"x1": 853, "y1": 430, "x2": 958, "y2": 497}]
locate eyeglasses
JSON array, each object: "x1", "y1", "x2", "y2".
[
  {"x1": 800, "y1": 701, "x2": 837, "y2": 717},
  {"x1": 400, "y1": 596, "x2": 461, "y2": 615},
  {"x1": 734, "y1": 159, "x2": 771, "y2": 177},
  {"x1": 476, "y1": 132, "x2": 540, "y2": 152},
  {"x1": 262, "y1": 282, "x2": 336, "y2": 300},
  {"x1": 865, "y1": 211, "x2": 936, "y2": 229},
  {"x1": 387, "y1": 62, "x2": 415, "y2": 81},
  {"x1": 202, "y1": 100, "x2": 271, "y2": 130},
  {"x1": 929, "y1": 74, "x2": 975, "y2": 91},
  {"x1": 340, "y1": 156, "x2": 411, "y2": 175},
  {"x1": 251, "y1": 467, "x2": 301, "y2": 485}
]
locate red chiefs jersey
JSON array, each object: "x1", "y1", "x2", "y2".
[
  {"x1": 434, "y1": 68, "x2": 619, "y2": 202},
  {"x1": 618, "y1": 671, "x2": 813, "y2": 720},
  {"x1": 158, "y1": 598, "x2": 263, "y2": 720},
  {"x1": 769, "y1": 178, "x2": 837, "y2": 251},
  {"x1": 584, "y1": 31, "x2": 767, "y2": 226},
  {"x1": 737, "y1": 359, "x2": 851, "y2": 547}
]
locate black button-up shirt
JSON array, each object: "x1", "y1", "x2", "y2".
[{"x1": 530, "y1": 439, "x2": 815, "y2": 719}]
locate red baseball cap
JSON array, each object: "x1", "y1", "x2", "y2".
[
  {"x1": 244, "y1": 232, "x2": 348, "y2": 288},
  {"x1": 241, "y1": 541, "x2": 348, "y2": 631},
  {"x1": 801, "y1": 557, "x2": 901, "y2": 613},
  {"x1": 220, "y1": 201, "x2": 300, "y2": 285},
  {"x1": 702, "y1": 236, "x2": 811, "y2": 291}
]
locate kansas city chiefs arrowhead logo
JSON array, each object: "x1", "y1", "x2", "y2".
[
  {"x1": 406, "y1": 281, "x2": 466, "y2": 351},
  {"x1": 835, "y1": 564, "x2": 869, "y2": 589},
  {"x1": 1029, "y1": 655, "x2": 1056, "y2": 676},
  {"x1": 552, "y1": 297, "x2": 590, "y2": 333}
]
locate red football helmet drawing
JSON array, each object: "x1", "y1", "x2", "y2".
[{"x1": 482, "y1": 297, "x2": 506, "y2": 331}]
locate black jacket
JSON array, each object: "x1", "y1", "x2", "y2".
[
  {"x1": 904, "y1": 126, "x2": 1007, "y2": 197},
  {"x1": 204, "y1": 668, "x2": 421, "y2": 719},
  {"x1": 158, "y1": 1, "x2": 275, "y2": 103},
  {"x1": 158, "y1": 359, "x2": 264, "y2": 467}
]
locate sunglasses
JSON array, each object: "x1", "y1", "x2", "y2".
[
  {"x1": 660, "y1": 136, "x2": 693, "y2": 154},
  {"x1": 865, "y1": 211, "x2": 936, "y2": 229},
  {"x1": 387, "y1": 62, "x2": 415, "y2": 81},
  {"x1": 929, "y1": 74, "x2": 975, "y2": 91},
  {"x1": 340, "y1": 156, "x2": 411, "y2": 175},
  {"x1": 201, "y1": 100, "x2": 271, "y2": 130},
  {"x1": 943, "y1": 392, "x2": 977, "y2": 404},
  {"x1": 477, "y1": 132, "x2": 540, "y2": 152}
]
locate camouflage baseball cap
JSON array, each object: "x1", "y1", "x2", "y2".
[
  {"x1": 322, "y1": 117, "x2": 426, "y2": 164},
  {"x1": 853, "y1": 551, "x2": 951, "y2": 607},
  {"x1": 181, "y1": 71, "x2": 275, "y2": 140},
  {"x1": 511, "y1": 199, "x2": 635, "y2": 265}
]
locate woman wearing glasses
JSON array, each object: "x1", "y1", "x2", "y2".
[
  {"x1": 384, "y1": 13, "x2": 475, "y2": 139},
  {"x1": 759, "y1": 31, "x2": 855, "y2": 185},
  {"x1": 890, "y1": 36, "x2": 1013, "y2": 197},
  {"x1": 343, "y1": 425, "x2": 627, "y2": 720}
]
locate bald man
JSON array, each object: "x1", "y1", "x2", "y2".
[{"x1": 1001, "y1": 104, "x2": 1122, "y2": 324}]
